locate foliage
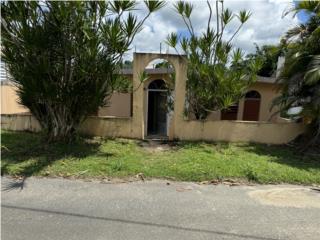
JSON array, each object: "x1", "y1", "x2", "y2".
[
  {"x1": 2, "y1": 131, "x2": 320, "y2": 184},
  {"x1": 154, "y1": 60, "x2": 172, "y2": 69},
  {"x1": 246, "y1": 44, "x2": 284, "y2": 77},
  {"x1": 122, "y1": 60, "x2": 133, "y2": 69},
  {"x1": 273, "y1": 0, "x2": 320, "y2": 149},
  {"x1": 166, "y1": 0, "x2": 262, "y2": 119},
  {"x1": 1, "y1": 1, "x2": 164, "y2": 142}
]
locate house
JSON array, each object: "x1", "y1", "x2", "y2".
[
  {"x1": 2, "y1": 53, "x2": 300, "y2": 144},
  {"x1": 99, "y1": 68, "x2": 283, "y2": 124},
  {"x1": 1, "y1": 80, "x2": 29, "y2": 115}
]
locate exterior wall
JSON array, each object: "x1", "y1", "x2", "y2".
[
  {"x1": 1, "y1": 113, "x2": 304, "y2": 144},
  {"x1": 174, "y1": 120, "x2": 305, "y2": 144},
  {"x1": 205, "y1": 82, "x2": 280, "y2": 122},
  {"x1": 1, "y1": 73, "x2": 280, "y2": 122},
  {"x1": 238, "y1": 82, "x2": 280, "y2": 122},
  {"x1": 207, "y1": 111, "x2": 221, "y2": 121},
  {"x1": 80, "y1": 116, "x2": 133, "y2": 138},
  {"x1": 98, "y1": 92, "x2": 131, "y2": 117},
  {"x1": 0, "y1": 53, "x2": 302, "y2": 145},
  {"x1": 1, "y1": 114, "x2": 41, "y2": 132},
  {"x1": 1, "y1": 85, "x2": 29, "y2": 114},
  {"x1": 1, "y1": 83, "x2": 132, "y2": 117},
  {"x1": 132, "y1": 53, "x2": 187, "y2": 140},
  {"x1": 1, "y1": 114, "x2": 134, "y2": 139}
]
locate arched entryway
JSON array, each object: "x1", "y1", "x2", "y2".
[
  {"x1": 243, "y1": 90, "x2": 261, "y2": 121},
  {"x1": 131, "y1": 53, "x2": 187, "y2": 140},
  {"x1": 147, "y1": 79, "x2": 168, "y2": 136}
]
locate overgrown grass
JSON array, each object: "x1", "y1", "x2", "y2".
[{"x1": 1, "y1": 130, "x2": 320, "y2": 184}]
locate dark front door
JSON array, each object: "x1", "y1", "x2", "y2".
[
  {"x1": 147, "y1": 91, "x2": 167, "y2": 136},
  {"x1": 243, "y1": 99, "x2": 260, "y2": 121}
]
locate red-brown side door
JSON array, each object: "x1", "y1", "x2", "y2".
[{"x1": 243, "y1": 99, "x2": 260, "y2": 121}]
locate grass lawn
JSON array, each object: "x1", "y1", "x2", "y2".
[{"x1": 1, "y1": 130, "x2": 320, "y2": 184}]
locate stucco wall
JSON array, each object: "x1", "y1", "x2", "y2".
[
  {"x1": 174, "y1": 120, "x2": 304, "y2": 144},
  {"x1": 131, "y1": 53, "x2": 188, "y2": 140},
  {"x1": 1, "y1": 114, "x2": 304, "y2": 144},
  {"x1": 1, "y1": 114, "x2": 134, "y2": 139},
  {"x1": 98, "y1": 78, "x2": 281, "y2": 122},
  {"x1": 237, "y1": 82, "x2": 280, "y2": 122},
  {"x1": 1, "y1": 114, "x2": 41, "y2": 132},
  {"x1": 1, "y1": 85, "x2": 29, "y2": 114},
  {"x1": 0, "y1": 53, "x2": 302, "y2": 145},
  {"x1": 80, "y1": 116, "x2": 133, "y2": 138},
  {"x1": 98, "y1": 93, "x2": 131, "y2": 117},
  {"x1": 1, "y1": 74, "x2": 280, "y2": 122},
  {"x1": 204, "y1": 82, "x2": 280, "y2": 121}
]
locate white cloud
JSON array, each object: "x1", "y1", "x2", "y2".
[{"x1": 125, "y1": 0, "x2": 299, "y2": 59}]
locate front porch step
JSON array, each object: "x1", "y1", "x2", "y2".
[{"x1": 144, "y1": 135, "x2": 169, "y2": 142}]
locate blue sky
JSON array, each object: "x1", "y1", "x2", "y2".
[{"x1": 297, "y1": 10, "x2": 311, "y2": 22}]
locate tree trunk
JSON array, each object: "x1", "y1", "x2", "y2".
[{"x1": 34, "y1": 105, "x2": 81, "y2": 143}]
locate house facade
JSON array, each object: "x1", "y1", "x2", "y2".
[
  {"x1": 99, "y1": 69, "x2": 283, "y2": 123},
  {"x1": 2, "y1": 53, "x2": 302, "y2": 143}
]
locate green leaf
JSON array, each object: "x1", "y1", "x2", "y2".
[
  {"x1": 174, "y1": 1, "x2": 185, "y2": 15},
  {"x1": 238, "y1": 10, "x2": 251, "y2": 23},
  {"x1": 144, "y1": 0, "x2": 165, "y2": 13},
  {"x1": 166, "y1": 33, "x2": 178, "y2": 48},
  {"x1": 222, "y1": 8, "x2": 233, "y2": 25}
]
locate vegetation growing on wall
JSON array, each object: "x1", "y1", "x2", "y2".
[
  {"x1": 1, "y1": 1, "x2": 164, "y2": 142},
  {"x1": 166, "y1": 0, "x2": 262, "y2": 120},
  {"x1": 273, "y1": 0, "x2": 320, "y2": 149}
]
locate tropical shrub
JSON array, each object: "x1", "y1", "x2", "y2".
[
  {"x1": 273, "y1": 0, "x2": 320, "y2": 149},
  {"x1": 166, "y1": 0, "x2": 262, "y2": 119},
  {"x1": 1, "y1": 1, "x2": 164, "y2": 142}
]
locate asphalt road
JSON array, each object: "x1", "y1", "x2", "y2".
[{"x1": 1, "y1": 177, "x2": 320, "y2": 240}]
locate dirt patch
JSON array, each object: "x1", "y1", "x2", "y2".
[
  {"x1": 248, "y1": 187, "x2": 320, "y2": 208},
  {"x1": 138, "y1": 140, "x2": 177, "y2": 152}
]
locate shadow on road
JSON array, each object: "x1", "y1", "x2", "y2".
[
  {"x1": 1, "y1": 177, "x2": 26, "y2": 192},
  {"x1": 2, "y1": 204, "x2": 279, "y2": 240}
]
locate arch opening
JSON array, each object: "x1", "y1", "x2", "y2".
[
  {"x1": 148, "y1": 79, "x2": 167, "y2": 90},
  {"x1": 144, "y1": 58, "x2": 175, "y2": 138},
  {"x1": 245, "y1": 90, "x2": 261, "y2": 99}
]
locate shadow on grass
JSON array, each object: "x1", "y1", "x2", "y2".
[
  {"x1": 240, "y1": 143, "x2": 320, "y2": 171},
  {"x1": 171, "y1": 140, "x2": 320, "y2": 171},
  {"x1": 1, "y1": 131, "x2": 107, "y2": 191}
]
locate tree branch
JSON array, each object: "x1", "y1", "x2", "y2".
[{"x1": 206, "y1": 0, "x2": 212, "y2": 32}]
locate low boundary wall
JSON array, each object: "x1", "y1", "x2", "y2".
[
  {"x1": 1, "y1": 114, "x2": 305, "y2": 144},
  {"x1": 175, "y1": 120, "x2": 305, "y2": 144}
]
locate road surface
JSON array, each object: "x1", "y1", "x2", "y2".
[{"x1": 2, "y1": 177, "x2": 320, "y2": 240}]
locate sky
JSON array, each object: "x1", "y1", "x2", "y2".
[{"x1": 124, "y1": 0, "x2": 301, "y2": 60}]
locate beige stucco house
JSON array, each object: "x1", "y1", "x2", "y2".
[
  {"x1": 2, "y1": 53, "x2": 302, "y2": 144},
  {"x1": 1, "y1": 80, "x2": 29, "y2": 114},
  {"x1": 99, "y1": 68, "x2": 282, "y2": 123}
]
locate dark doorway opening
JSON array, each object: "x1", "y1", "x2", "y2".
[
  {"x1": 147, "y1": 80, "x2": 168, "y2": 136},
  {"x1": 243, "y1": 90, "x2": 261, "y2": 121},
  {"x1": 221, "y1": 104, "x2": 239, "y2": 120}
]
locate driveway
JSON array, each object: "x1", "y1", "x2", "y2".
[{"x1": 1, "y1": 177, "x2": 320, "y2": 240}]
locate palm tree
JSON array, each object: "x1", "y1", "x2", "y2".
[{"x1": 273, "y1": 0, "x2": 320, "y2": 149}]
